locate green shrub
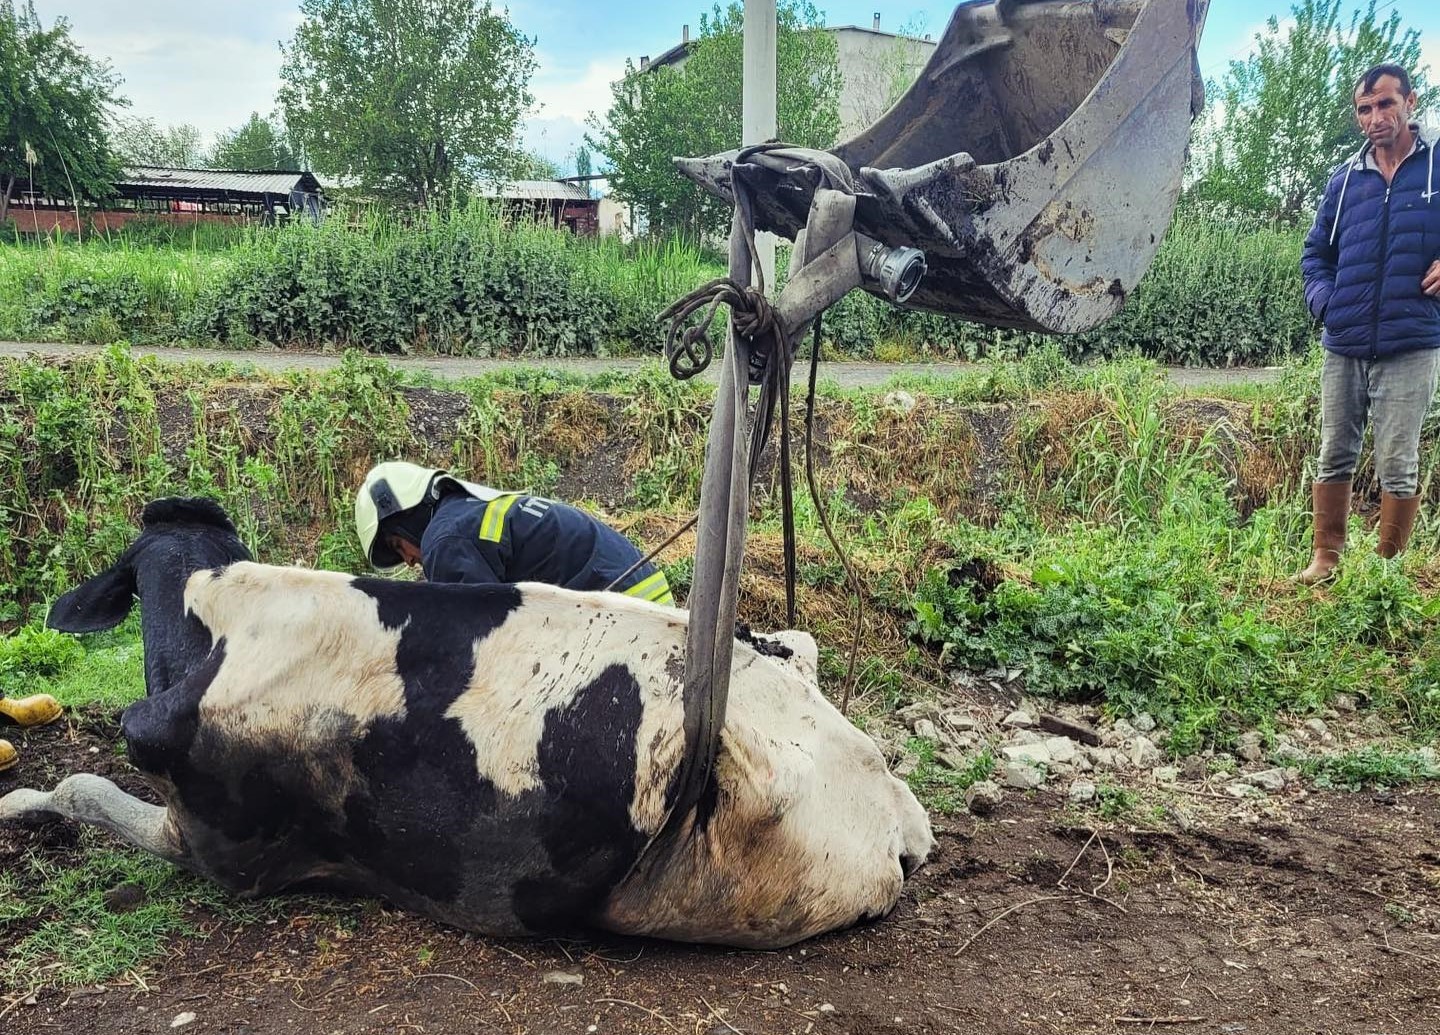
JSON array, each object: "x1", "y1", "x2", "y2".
[
  {"x1": 819, "y1": 214, "x2": 1313, "y2": 365},
  {"x1": 0, "y1": 625, "x2": 84, "y2": 683},
  {"x1": 1, "y1": 207, "x2": 1314, "y2": 365}
]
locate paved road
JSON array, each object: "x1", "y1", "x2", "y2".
[{"x1": 0, "y1": 340, "x2": 1286, "y2": 389}]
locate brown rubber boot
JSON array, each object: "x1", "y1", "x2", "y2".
[
  {"x1": 0, "y1": 739, "x2": 16, "y2": 772},
  {"x1": 1377, "y1": 492, "x2": 1422, "y2": 559},
  {"x1": 0, "y1": 694, "x2": 64, "y2": 728},
  {"x1": 1296, "y1": 480, "x2": 1352, "y2": 585}
]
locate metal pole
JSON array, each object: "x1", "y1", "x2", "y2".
[{"x1": 742, "y1": 0, "x2": 777, "y2": 289}]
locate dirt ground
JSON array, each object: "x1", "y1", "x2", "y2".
[{"x1": 3, "y1": 712, "x2": 1437, "y2": 1035}]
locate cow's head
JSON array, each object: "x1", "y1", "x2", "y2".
[{"x1": 47, "y1": 497, "x2": 251, "y2": 695}]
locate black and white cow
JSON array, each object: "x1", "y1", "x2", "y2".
[{"x1": 0, "y1": 498, "x2": 934, "y2": 948}]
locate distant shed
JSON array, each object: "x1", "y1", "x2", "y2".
[
  {"x1": 476, "y1": 179, "x2": 599, "y2": 236},
  {"x1": 7, "y1": 165, "x2": 325, "y2": 234},
  {"x1": 114, "y1": 166, "x2": 325, "y2": 222}
]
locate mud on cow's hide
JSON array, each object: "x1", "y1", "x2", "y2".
[{"x1": 0, "y1": 498, "x2": 934, "y2": 949}]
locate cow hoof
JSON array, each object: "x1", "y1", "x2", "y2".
[
  {"x1": 0, "y1": 694, "x2": 65, "y2": 728},
  {"x1": 0, "y1": 786, "x2": 56, "y2": 823}
]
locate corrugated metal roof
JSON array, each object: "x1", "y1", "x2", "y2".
[
  {"x1": 474, "y1": 179, "x2": 593, "y2": 201},
  {"x1": 119, "y1": 166, "x2": 320, "y2": 196}
]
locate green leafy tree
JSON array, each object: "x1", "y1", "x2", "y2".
[
  {"x1": 279, "y1": 0, "x2": 537, "y2": 205},
  {"x1": 587, "y1": 0, "x2": 842, "y2": 240},
  {"x1": 109, "y1": 117, "x2": 206, "y2": 167},
  {"x1": 512, "y1": 150, "x2": 562, "y2": 180},
  {"x1": 210, "y1": 113, "x2": 299, "y2": 170},
  {"x1": 1187, "y1": 0, "x2": 1427, "y2": 220},
  {"x1": 0, "y1": 0, "x2": 121, "y2": 222},
  {"x1": 571, "y1": 144, "x2": 595, "y2": 198}
]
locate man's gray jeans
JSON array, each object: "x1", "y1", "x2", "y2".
[{"x1": 1317, "y1": 348, "x2": 1440, "y2": 496}]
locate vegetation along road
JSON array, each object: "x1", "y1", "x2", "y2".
[{"x1": 0, "y1": 340, "x2": 1285, "y2": 390}]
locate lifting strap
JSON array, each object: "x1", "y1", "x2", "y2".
[{"x1": 655, "y1": 148, "x2": 882, "y2": 845}]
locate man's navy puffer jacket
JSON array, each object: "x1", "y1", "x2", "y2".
[{"x1": 1301, "y1": 132, "x2": 1440, "y2": 359}]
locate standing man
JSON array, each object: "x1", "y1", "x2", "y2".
[
  {"x1": 1297, "y1": 63, "x2": 1440, "y2": 584},
  {"x1": 354, "y1": 462, "x2": 675, "y2": 605}
]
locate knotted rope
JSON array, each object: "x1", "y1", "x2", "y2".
[{"x1": 658, "y1": 278, "x2": 777, "y2": 381}]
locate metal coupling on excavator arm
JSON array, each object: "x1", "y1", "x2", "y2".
[{"x1": 858, "y1": 237, "x2": 927, "y2": 304}]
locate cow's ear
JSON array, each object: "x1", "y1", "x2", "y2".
[{"x1": 47, "y1": 566, "x2": 137, "y2": 633}]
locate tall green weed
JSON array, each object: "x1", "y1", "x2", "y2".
[{"x1": 1, "y1": 208, "x2": 1313, "y2": 364}]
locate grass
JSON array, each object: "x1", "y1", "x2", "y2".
[
  {"x1": 1, "y1": 206, "x2": 1314, "y2": 365},
  {"x1": 0, "y1": 205, "x2": 728, "y2": 356},
  {"x1": 5, "y1": 343, "x2": 1440, "y2": 756},
  {"x1": 902, "y1": 739, "x2": 997, "y2": 815},
  {"x1": 0, "y1": 841, "x2": 196, "y2": 989},
  {"x1": 1093, "y1": 784, "x2": 1142, "y2": 820},
  {"x1": 1, "y1": 619, "x2": 145, "y2": 711},
  {"x1": 0, "y1": 830, "x2": 360, "y2": 991},
  {"x1": 1300, "y1": 747, "x2": 1440, "y2": 790}
]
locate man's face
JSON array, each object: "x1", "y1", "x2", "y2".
[
  {"x1": 386, "y1": 535, "x2": 422, "y2": 567},
  {"x1": 1354, "y1": 75, "x2": 1418, "y2": 150}
]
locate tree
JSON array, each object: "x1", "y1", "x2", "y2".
[
  {"x1": 512, "y1": 150, "x2": 562, "y2": 180},
  {"x1": 571, "y1": 144, "x2": 594, "y2": 198},
  {"x1": 279, "y1": 0, "x2": 537, "y2": 205},
  {"x1": 210, "y1": 113, "x2": 299, "y2": 170},
  {"x1": 587, "y1": 0, "x2": 842, "y2": 240},
  {"x1": 109, "y1": 117, "x2": 206, "y2": 167},
  {"x1": 1187, "y1": 0, "x2": 1427, "y2": 220},
  {"x1": 0, "y1": 0, "x2": 121, "y2": 223}
]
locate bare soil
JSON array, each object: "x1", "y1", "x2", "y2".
[{"x1": 4, "y1": 713, "x2": 1438, "y2": 1035}]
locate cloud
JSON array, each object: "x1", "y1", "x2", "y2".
[
  {"x1": 529, "y1": 52, "x2": 630, "y2": 125},
  {"x1": 31, "y1": 0, "x2": 294, "y2": 140},
  {"x1": 35, "y1": 0, "x2": 293, "y2": 41},
  {"x1": 519, "y1": 116, "x2": 590, "y2": 171},
  {"x1": 521, "y1": 50, "x2": 632, "y2": 169},
  {"x1": 88, "y1": 30, "x2": 287, "y2": 139}
]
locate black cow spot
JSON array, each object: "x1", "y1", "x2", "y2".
[
  {"x1": 356, "y1": 576, "x2": 522, "y2": 641},
  {"x1": 341, "y1": 577, "x2": 521, "y2": 902},
  {"x1": 128, "y1": 644, "x2": 368, "y2": 891},
  {"x1": 512, "y1": 663, "x2": 649, "y2": 931}
]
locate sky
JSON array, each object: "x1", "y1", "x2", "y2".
[{"x1": 29, "y1": 1, "x2": 1440, "y2": 175}]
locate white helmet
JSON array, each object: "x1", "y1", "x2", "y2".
[{"x1": 355, "y1": 462, "x2": 446, "y2": 569}]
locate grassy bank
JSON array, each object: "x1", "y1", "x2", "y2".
[
  {"x1": 5, "y1": 345, "x2": 1440, "y2": 991},
  {"x1": 2, "y1": 207, "x2": 1314, "y2": 364},
  {"x1": 1, "y1": 344, "x2": 1438, "y2": 750}
]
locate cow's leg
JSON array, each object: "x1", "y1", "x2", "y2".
[{"x1": 0, "y1": 774, "x2": 185, "y2": 864}]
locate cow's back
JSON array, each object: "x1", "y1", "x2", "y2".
[{"x1": 122, "y1": 563, "x2": 690, "y2": 936}]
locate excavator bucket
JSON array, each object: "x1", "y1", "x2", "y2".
[{"x1": 677, "y1": 0, "x2": 1210, "y2": 333}]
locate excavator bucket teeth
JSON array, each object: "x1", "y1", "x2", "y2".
[{"x1": 675, "y1": 0, "x2": 1211, "y2": 334}]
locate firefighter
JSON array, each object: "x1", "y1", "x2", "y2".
[{"x1": 354, "y1": 462, "x2": 673, "y2": 605}]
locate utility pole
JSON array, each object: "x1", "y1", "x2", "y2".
[{"x1": 742, "y1": 0, "x2": 777, "y2": 289}]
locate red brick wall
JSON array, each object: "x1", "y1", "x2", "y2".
[{"x1": 6, "y1": 209, "x2": 249, "y2": 235}]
